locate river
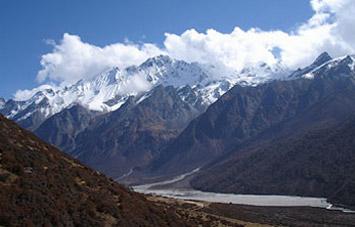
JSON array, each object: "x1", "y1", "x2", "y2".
[{"x1": 133, "y1": 168, "x2": 354, "y2": 212}]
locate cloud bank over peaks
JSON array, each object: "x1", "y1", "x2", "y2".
[
  {"x1": 37, "y1": 33, "x2": 165, "y2": 84},
  {"x1": 36, "y1": 0, "x2": 355, "y2": 86}
]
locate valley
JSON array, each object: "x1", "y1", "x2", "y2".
[
  {"x1": 133, "y1": 168, "x2": 353, "y2": 212},
  {"x1": 147, "y1": 195, "x2": 355, "y2": 227},
  {"x1": 2, "y1": 52, "x2": 355, "y2": 226},
  {"x1": 3, "y1": 0, "x2": 355, "y2": 225}
]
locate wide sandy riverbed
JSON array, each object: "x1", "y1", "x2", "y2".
[{"x1": 133, "y1": 168, "x2": 353, "y2": 212}]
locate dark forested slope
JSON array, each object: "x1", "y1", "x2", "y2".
[{"x1": 192, "y1": 117, "x2": 355, "y2": 208}]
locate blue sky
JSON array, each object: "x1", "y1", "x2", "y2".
[{"x1": 0, "y1": 0, "x2": 324, "y2": 99}]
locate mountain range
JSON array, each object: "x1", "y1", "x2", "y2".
[
  {"x1": 0, "y1": 55, "x2": 288, "y2": 179},
  {"x1": 151, "y1": 53, "x2": 354, "y2": 176},
  {"x1": 152, "y1": 53, "x2": 355, "y2": 208},
  {"x1": 2, "y1": 52, "x2": 355, "y2": 208}
]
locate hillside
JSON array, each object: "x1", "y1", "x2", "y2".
[
  {"x1": 43, "y1": 85, "x2": 202, "y2": 179},
  {"x1": 150, "y1": 54, "x2": 355, "y2": 177},
  {"x1": 34, "y1": 105, "x2": 98, "y2": 153},
  {"x1": 0, "y1": 114, "x2": 192, "y2": 226},
  {"x1": 192, "y1": 117, "x2": 355, "y2": 208},
  {"x1": 0, "y1": 55, "x2": 236, "y2": 130}
]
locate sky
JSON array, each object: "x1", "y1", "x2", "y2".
[{"x1": 1, "y1": 0, "x2": 354, "y2": 99}]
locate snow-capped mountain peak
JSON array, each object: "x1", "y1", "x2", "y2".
[
  {"x1": 312, "y1": 52, "x2": 332, "y2": 66},
  {"x1": 140, "y1": 54, "x2": 173, "y2": 68},
  {"x1": 1, "y1": 55, "x2": 293, "y2": 129},
  {"x1": 302, "y1": 54, "x2": 355, "y2": 80},
  {"x1": 136, "y1": 55, "x2": 210, "y2": 87}
]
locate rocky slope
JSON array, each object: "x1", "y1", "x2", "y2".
[
  {"x1": 0, "y1": 55, "x2": 289, "y2": 130},
  {"x1": 0, "y1": 55, "x2": 289, "y2": 181},
  {"x1": 151, "y1": 53, "x2": 355, "y2": 208},
  {"x1": 34, "y1": 105, "x2": 98, "y2": 153},
  {"x1": 150, "y1": 54, "x2": 355, "y2": 177},
  {"x1": 0, "y1": 114, "x2": 201, "y2": 226},
  {"x1": 0, "y1": 55, "x2": 237, "y2": 130},
  {"x1": 191, "y1": 117, "x2": 355, "y2": 208},
  {"x1": 67, "y1": 85, "x2": 202, "y2": 179}
]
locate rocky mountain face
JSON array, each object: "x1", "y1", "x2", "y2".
[
  {"x1": 0, "y1": 115, "x2": 194, "y2": 226},
  {"x1": 150, "y1": 54, "x2": 355, "y2": 177},
  {"x1": 4, "y1": 51, "x2": 355, "y2": 197},
  {"x1": 139, "y1": 53, "x2": 355, "y2": 208},
  {"x1": 0, "y1": 98, "x2": 50, "y2": 131},
  {"x1": 0, "y1": 55, "x2": 288, "y2": 131},
  {"x1": 34, "y1": 105, "x2": 98, "y2": 153},
  {"x1": 0, "y1": 56, "x2": 234, "y2": 130},
  {"x1": 66, "y1": 85, "x2": 202, "y2": 179},
  {"x1": 288, "y1": 51, "x2": 332, "y2": 79},
  {"x1": 0, "y1": 55, "x2": 288, "y2": 180},
  {"x1": 191, "y1": 116, "x2": 355, "y2": 209}
]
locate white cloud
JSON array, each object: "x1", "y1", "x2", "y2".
[
  {"x1": 164, "y1": 28, "x2": 282, "y2": 71},
  {"x1": 14, "y1": 84, "x2": 58, "y2": 101},
  {"x1": 117, "y1": 72, "x2": 153, "y2": 95},
  {"x1": 37, "y1": 33, "x2": 164, "y2": 83},
  {"x1": 164, "y1": 0, "x2": 355, "y2": 71},
  {"x1": 36, "y1": 0, "x2": 355, "y2": 85}
]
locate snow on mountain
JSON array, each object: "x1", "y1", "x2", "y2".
[
  {"x1": 2, "y1": 55, "x2": 291, "y2": 128},
  {"x1": 301, "y1": 55, "x2": 355, "y2": 80}
]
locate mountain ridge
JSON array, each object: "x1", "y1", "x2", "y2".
[
  {"x1": 35, "y1": 85, "x2": 203, "y2": 179},
  {"x1": 191, "y1": 115, "x2": 355, "y2": 209},
  {"x1": 0, "y1": 55, "x2": 288, "y2": 130},
  {"x1": 3, "y1": 52, "x2": 355, "y2": 187},
  {"x1": 148, "y1": 53, "x2": 355, "y2": 178}
]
